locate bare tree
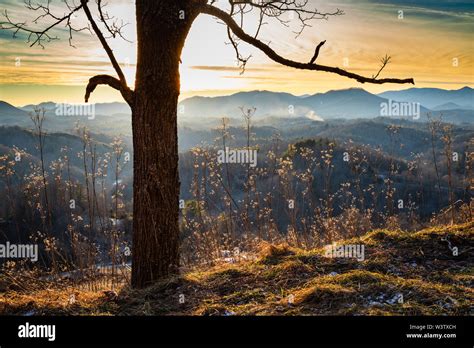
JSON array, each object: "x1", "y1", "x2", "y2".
[
  {"x1": 1, "y1": 0, "x2": 414, "y2": 288},
  {"x1": 427, "y1": 114, "x2": 442, "y2": 207},
  {"x1": 30, "y1": 108, "x2": 53, "y2": 234},
  {"x1": 441, "y1": 124, "x2": 455, "y2": 224}
]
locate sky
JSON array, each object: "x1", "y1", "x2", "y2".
[{"x1": 0, "y1": 0, "x2": 472, "y2": 106}]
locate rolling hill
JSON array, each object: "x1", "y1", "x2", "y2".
[
  {"x1": 1, "y1": 87, "x2": 473, "y2": 136},
  {"x1": 378, "y1": 87, "x2": 474, "y2": 110}
]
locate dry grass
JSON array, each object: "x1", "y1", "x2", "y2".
[{"x1": 1, "y1": 222, "x2": 472, "y2": 316}]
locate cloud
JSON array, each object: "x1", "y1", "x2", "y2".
[{"x1": 362, "y1": 0, "x2": 474, "y2": 13}]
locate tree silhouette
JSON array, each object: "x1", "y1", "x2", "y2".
[{"x1": 1, "y1": 0, "x2": 414, "y2": 288}]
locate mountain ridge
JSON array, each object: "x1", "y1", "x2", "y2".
[{"x1": 1, "y1": 86, "x2": 472, "y2": 126}]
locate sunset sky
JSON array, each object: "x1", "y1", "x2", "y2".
[{"x1": 0, "y1": 0, "x2": 472, "y2": 106}]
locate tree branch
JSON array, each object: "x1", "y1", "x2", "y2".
[
  {"x1": 0, "y1": 1, "x2": 85, "y2": 48},
  {"x1": 1, "y1": 0, "x2": 134, "y2": 105},
  {"x1": 200, "y1": 4, "x2": 414, "y2": 85},
  {"x1": 373, "y1": 54, "x2": 391, "y2": 79},
  {"x1": 229, "y1": 0, "x2": 344, "y2": 38},
  {"x1": 309, "y1": 40, "x2": 325, "y2": 64},
  {"x1": 80, "y1": 0, "x2": 133, "y2": 105},
  {"x1": 97, "y1": 0, "x2": 132, "y2": 42},
  {"x1": 80, "y1": 0, "x2": 127, "y2": 86},
  {"x1": 85, "y1": 74, "x2": 133, "y2": 105}
]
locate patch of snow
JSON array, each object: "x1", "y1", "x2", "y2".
[{"x1": 387, "y1": 293, "x2": 403, "y2": 305}]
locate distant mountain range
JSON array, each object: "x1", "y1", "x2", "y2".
[
  {"x1": 378, "y1": 87, "x2": 473, "y2": 110},
  {"x1": 20, "y1": 101, "x2": 131, "y2": 115},
  {"x1": 179, "y1": 86, "x2": 473, "y2": 122},
  {"x1": 0, "y1": 87, "x2": 472, "y2": 132}
]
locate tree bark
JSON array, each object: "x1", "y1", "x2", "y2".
[{"x1": 131, "y1": 0, "x2": 198, "y2": 288}]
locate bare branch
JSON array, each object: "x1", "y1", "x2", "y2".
[
  {"x1": 309, "y1": 40, "x2": 325, "y2": 64},
  {"x1": 225, "y1": 1, "x2": 252, "y2": 73},
  {"x1": 96, "y1": 0, "x2": 132, "y2": 42},
  {"x1": 80, "y1": 0, "x2": 127, "y2": 86},
  {"x1": 1, "y1": 0, "x2": 134, "y2": 105},
  {"x1": 0, "y1": 1, "x2": 85, "y2": 48},
  {"x1": 230, "y1": 0, "x2": 344, "y2": 38},
  {"x1": 373, "y1": 54, "x2": 392, "y2": 79},
  {"x1": 85, "y1": 74, "x2": 133, "y2": 105},
  {"x1": 201, "y1": 4, "x2": 414, "y2": 85}
]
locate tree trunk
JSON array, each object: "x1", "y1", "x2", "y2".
[{"x1": 131, "y1": 0, "x2": 198, "y2": 288}]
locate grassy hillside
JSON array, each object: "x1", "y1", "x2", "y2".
[{"x1": 1, "y1": 222, "x2": 472, "y2": 316}]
